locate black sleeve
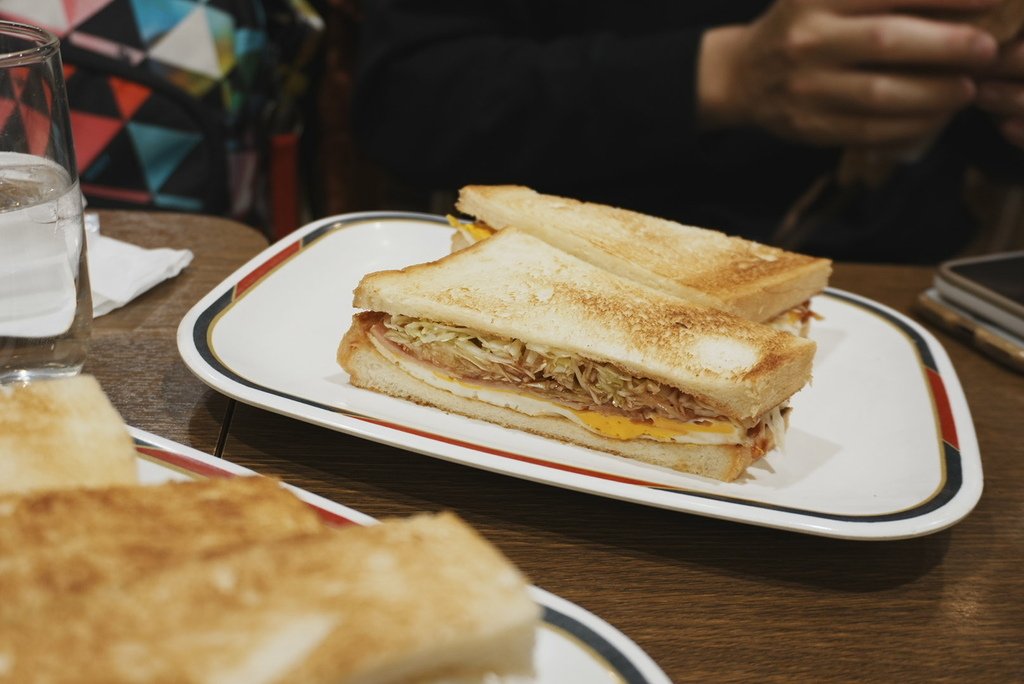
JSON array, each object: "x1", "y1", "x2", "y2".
[
  {"x1": 352, "y1": 0, "x2": 705, "y2": 190},
  {"x1": 948, "y1": 109, "x2": 1024, "y2": 182}
]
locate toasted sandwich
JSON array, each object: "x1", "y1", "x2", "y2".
[
  {"x1": 0, "y1": 374, "x2": 138, "y2": 494},
  {"x1": 0, "y1": 511, "x2": 539, "y2": 684},
  {"x1": 450, "y1": 185, "x2": 832, "y2": 335},
  {"x1": 338, "y1": 229, "x2": 816, "y2": 481}
]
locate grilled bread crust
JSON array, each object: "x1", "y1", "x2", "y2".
[
  {"x1": 456, "y1": 185, "x2": 832, "y2": 322},
  {"x1": 0, "y1": 375, "x2": 138, "y2": 495},
  {"x1": 0, "y1": 477, "x2": 324, "y2": 620},
  {"x1": 339, "y1": 323, "x2": 763, "y2": 482},
  {"x1": 353, "y1": 228, "x2": 815, "y2": 422},
  {"x1": 0, "y1": 512, "x2": 538, "y2": 684}
]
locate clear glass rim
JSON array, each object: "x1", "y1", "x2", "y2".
[{"x1": 0, "y1": 20, "x2": 60, "y2": 67}]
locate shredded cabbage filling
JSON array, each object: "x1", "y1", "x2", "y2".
[{"x1": 376, "y1": 314, "x2": 758, "y2": 428}]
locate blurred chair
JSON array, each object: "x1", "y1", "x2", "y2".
[{"x1": 304, "y1": 0, "x2": 430, "y2": 225}]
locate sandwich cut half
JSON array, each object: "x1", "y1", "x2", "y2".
[
  {"x1": 338, "y1": 229, "x2": 816, "y2": 481},
  {"x1": 451, "y1": 185, "x2": 833, "y2": 335}
]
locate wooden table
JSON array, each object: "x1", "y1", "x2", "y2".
[{"x1": 90, "y1": 210, "x2": 1024, "y2": 683}]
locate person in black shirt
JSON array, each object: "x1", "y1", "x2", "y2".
[{"x1": 352, "y1": 0, "x2": 1024, "y2": 262}]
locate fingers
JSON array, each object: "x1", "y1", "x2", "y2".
[
  {"x1": 720, "y1": 0, "x2": 1007, "y2": 146},
  {"x1": 973, "y1": 76, "x2": 1024, "y2": 149},
  {"x1": 795, "y1": 70, "x2": 976, "y2": 114},
  {"x1": 805, "y1": 14, "x2": 997, "y2": 67},
  {"x1": 791, "y1": 110, "x2": 950, "y2": 146},
  {"x1": 982, "y1": 40, "x2": 1024, "y2": 78},
  {"x1": 831, "y1": 0, "x2": 999, "y2": 14},
  {"x1": 976, "y1": 80, "x2": 1024, "y2": 115},
  {"x1": 976, "y1": 38, "x2": 1024, "y2": 114}
]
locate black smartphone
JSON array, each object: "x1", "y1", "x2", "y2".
[
  {"x1": 934, "y1": 251, "x2": 1024, "y2": 339},
  {"x1": 917, "y1": 251, "x2": 1024, "y2": 373}
]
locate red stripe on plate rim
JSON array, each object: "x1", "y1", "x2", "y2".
[
  {"x1": 925, "y1": 368, "x2": 959, "y2": 450},
  {"x1": 135, "y1": 444, "x2": 358, "y2": 526},
  {"x1": 350, "y1": 415, "x2": 671, "y2": 488},
  {"x1": 234, "y1": 240, "x2": 302, "y2": 297}
]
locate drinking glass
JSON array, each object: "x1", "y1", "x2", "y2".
[{"x1": 0, "y1": 21, "x2": 90, "y2": 383}]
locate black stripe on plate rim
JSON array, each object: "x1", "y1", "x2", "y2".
[{"x1": 542, "y1": 604, "x2": 650, "y2": 684}]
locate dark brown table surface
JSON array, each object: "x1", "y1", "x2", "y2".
[{"x1": 90, "y1": 210, "x2": 1024, "y2": 683}]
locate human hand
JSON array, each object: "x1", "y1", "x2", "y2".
[
  {"x1": 698, "y1": 0, "x2": 1001, "y2": 147},
  {"x1": 975, "y1": 36, "x2": 1024, "y2": 148}
]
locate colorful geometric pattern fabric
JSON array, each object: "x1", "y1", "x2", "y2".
[{"x1": 0, "y1": 0, "x2": 269, "y2": 223}]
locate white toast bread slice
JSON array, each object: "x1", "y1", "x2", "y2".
[
  {"x1": 339, "y1": 321, "x2": 763, "y2": 481},
  {"x1": 351, "y1": 228, "x2": 815, "y2": 423},
  {"x1": 0, "y1": 512, "x2": 539, "y2": 684},
  {"x1": 456, "y1": 185, "x2": 832, "y2": 322},
  {"x1": 0, "y1": 375, "x2": 138, "y2": 495},
  {"x1": 0, "y1": 477, "x2": 325, "y2": 619}
]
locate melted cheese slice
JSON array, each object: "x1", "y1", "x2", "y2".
[
  {"x1": 447, "y1": 215, "x2": 495, "y2": 243},
  {"x1": 570, "y1": 410, "x2": 735, "y2": 441},
  {"x1": 369, "y1": 334, "x2": 743, "y2": 445}
]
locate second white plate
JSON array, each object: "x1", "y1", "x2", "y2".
[{"x1": 131, "y1": 427, "x2": 670, "y2": 683}]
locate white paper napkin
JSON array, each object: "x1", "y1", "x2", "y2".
[{"x1": 86, "y1": 228, "x2": 193, "y2": 317}]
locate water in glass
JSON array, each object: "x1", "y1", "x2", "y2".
[{"x1": 0, "y1": 153, "x2": 90, "y2": 383}]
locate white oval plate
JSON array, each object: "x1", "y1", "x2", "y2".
[
  {"x1": 177, "y1": 213, "x2": 983, "y2": 540},
  {"x1": 130, "y1": 426, "x2": 671, "y2": 684}
]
